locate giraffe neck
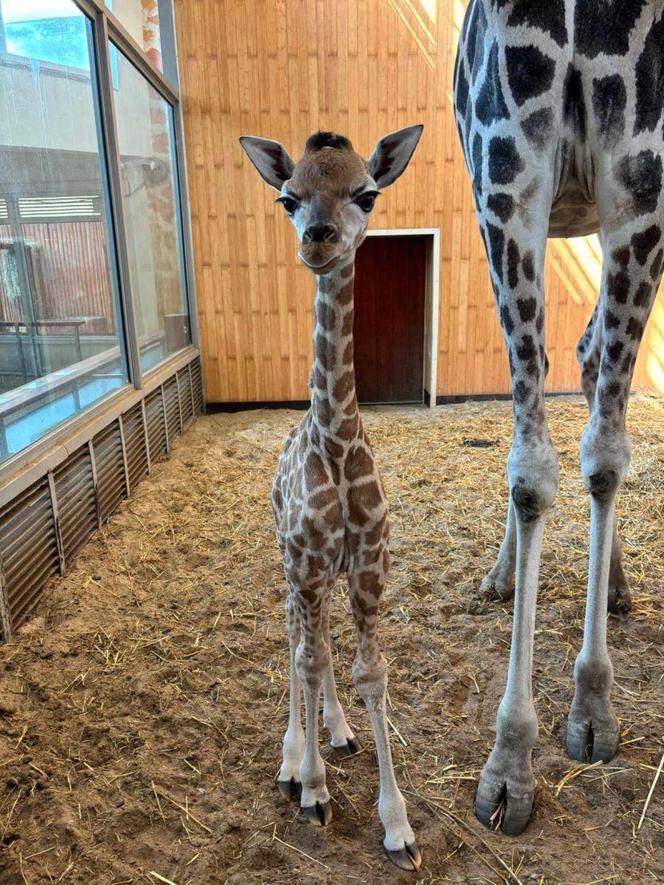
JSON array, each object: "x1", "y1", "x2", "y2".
[{"x1": 310, "y1": 256, "x2": 360, "y2": 441}]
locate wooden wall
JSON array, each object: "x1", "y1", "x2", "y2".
[{"x1": 174, "y1": 0, "x2": 664, "y2": 402}]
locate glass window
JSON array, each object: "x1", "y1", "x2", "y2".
[
  {"x1": 105, "y1": 0, "x2": 163, "y2": 72},
  {"x1": 112, "y1": 45, "x2": 190, "y2": 371},
  {"x1": 0, "y1": 0, "x2": 128, "y2": 463}
]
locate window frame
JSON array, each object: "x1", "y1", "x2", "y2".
[{"x1": 0, "y1": 0, "x2": 199, "y2": 483}]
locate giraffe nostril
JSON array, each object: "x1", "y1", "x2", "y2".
[{"x1": 304, "y1": 223, "x2": 338, "y2": 244}]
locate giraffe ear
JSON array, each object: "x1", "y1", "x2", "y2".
[
  {"x1": 366, "y1": 125, "x2": 423, "y2": 188},
  {"x1": 239, "y1": 136, "x2": 295, "y2": 190}
]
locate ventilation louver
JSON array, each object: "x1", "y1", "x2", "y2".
[
  {"x1": 177, "y1": 366, "x2": 194, "y2": 427},
  {"x1": 0, "y1": 478, "x2": 59, "y2": 629},
  {"x1": 163, "y1": 375, "x2": 181, "y2": 441},
  {"x1": 145, "y1": 387, "x2": 167, "y2": 463},
  {"x1": 93, "y1": 419, "x2": 127, "y2": 523},
  {"x1": 54, "y1": 445, "x2": 97, "y2": 566},
  {"x1": 0, "y1": 357, "x2": 200, "y2": 640},
  {"x1": 122, "y1": 403, "x2": 149, "y2": 491}
]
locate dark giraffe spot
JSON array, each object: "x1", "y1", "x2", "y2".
[
  {"x1": 342, "y1": 341, "x2": 353, "y2": 364},
  {"x1": 522, "y1": 251, "x2": 536, "y2": 281},
  {"x1": 315, "y1": 334, "x2": 334, "y2": 370},
  {"x1": 500, "y1": 304, "x2": 515, "y2": 335},
  {"x1": 621, "y1": 352, "x2": 635, "y2": 374},
  {"x1": 521, "y1": 108, "x2": 554, "y2": 151},
  {"x1": 333, "y1": 371, "x2": 354, "y2": 403},
  {"x1": 563, "y1": 66, "x2": 587, "y2": 140},
  {"x1": 472, "y1": 132, "x2": 483, "y2": 195},
  {"x1": 606, "y1": 340, "x2": 624, "y2": 363},
  {"x1": 506, "y1": 45, "x2": 556, "y2": 107},
  {"x1": 476, "y1": 41, "x2": 510, "y2": 125},
  {"x1": 348, "y1": 481, "x2": 383, "y2": 525},
  {"x1": 592, "y1": 74, "x2": 626, "y2": 148},
  {"x1": 611, "y1": 245, "x2": 630, "y2": 268},
  {"x1": 487, "y1": 193, "x2": 515, "y2": 222},
  {"x1": 486, "y1": 223, "x2": 505, "y2": 283},
  {"x1": 488, "y1": 136, "x2": 525, "y2": 185},
  {"x1": 513, "y1": 380, "x2": 529, "y2": 403},
  {"x1": 507, "y1": 239, "x2": 520, "y2": 288},
  {"x1": 634, "y1": 281, "x2": 652, "y2": 307},
  {"x1": 605, "y1": 310, "x2": 620, "y2": 329},
  {"x1": 315, "y1": 301, "x2": 336, "y2": 331},
  {"x1": 575, "y1": 0, "x2": 646, "y2": 59},
  {"x1": 634, "y1": 14, "x2": 664, "y2": 136},
  {"x1": 336, "y1": 281, "x2": 353, "y2": 304},
  {"x1": 507, "y1": 0, "x2": 567, "y2": 47},
  {"x1": 342, "y1": 310, "x2": 354, "y2": 335},
  {"x1": 626, "y1": 317, "x2": 645, "y2": 341},
  {"x1": 455, "y1": 60, "x2": 469, "y2": 118},
  {"x1": 466, "y1": 0, "x2": 486, "y2": 75},
  {"x1": 616, "y1": 151, "x2": 663, "y2": 216},
  {"x1": 536, "y1": 308, "x2": 544, "y2": 334},
  {"x1": 517, "y1": 334, "x2": 537, "y2": 362},
  {"x1": 651, "y1": 249, "x2": 664, "y2": 282},
  {"x1": 607, "y1": 270, "x2": 630, "y2": 304},
  {"x1": 517, "y1": 297, "x2": 537, "y2": 322},
  {"x1": 344, "y1": 445, "x2": 374, "y2": 482},
  {"x1": 631, "y1": 225, "x2": 661, "y2": 266}
]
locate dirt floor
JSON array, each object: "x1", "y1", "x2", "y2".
[{"x1": 0, "y1": 396, "x2": 662, "y2": 884}]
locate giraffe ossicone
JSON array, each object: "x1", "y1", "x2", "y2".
[
  {"x1": 240, "y1": 124, "x2": 423, "y2": 871},
  {"x1": 454, "y1": 0, "x2": 663, "y2": 836}
]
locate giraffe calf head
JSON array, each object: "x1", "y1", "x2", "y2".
[{"x1": 240, "y1": 126, "x2": 423, "y2": 274}]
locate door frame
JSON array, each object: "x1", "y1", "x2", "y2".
[{"x1": 365, "y1": 228, "x2": 440, "y2": 409}]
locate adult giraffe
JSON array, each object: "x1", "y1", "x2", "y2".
[
  {"x1": 453, "y1": 1, "x2": 664, "y2": 834},
  {"x1": 240, "y1": 126, "x2": 423, "y2": 869}
]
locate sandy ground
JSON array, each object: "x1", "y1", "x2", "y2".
[{"x1": 0, "y1": 396, "x2": 662, "y2": 884}]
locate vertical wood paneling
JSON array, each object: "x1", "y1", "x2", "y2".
[{"x1": 175, "y1": 0, "x2": 664, "y2": 401}]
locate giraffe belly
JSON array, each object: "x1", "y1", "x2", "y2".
[
  {"x1": 548, "y1": 137, "x2": 600, "y2": 239},
  {"x1": 548, "y1": 185, "x2": 600, "y2": 238}
]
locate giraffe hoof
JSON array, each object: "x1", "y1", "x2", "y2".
[
  {"x1": 332, "y1": 736, "x2": 361, "y2": 757},
  {"x1": 607, "y1": 582, "x2": 632, "y2": 615},
  {"x1": 277, "y1": 777, "x2": 302, "y2": 803},
  {"x1": 386, "y1": 841, "x2": 422, "y2": 872},
  {"x1": 566, "y1": 715, "x2": 619, "y2": 764},
  {"x1": 480, "y1": 570, "x2": 515, "y2": 602},
  {"x1": 301, "y1": 800, "x2": 333, "y2": 827},
  {"x1": 475, "y1": 784, "x2": 533, "y2": 836}
]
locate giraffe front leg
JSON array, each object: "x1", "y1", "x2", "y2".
[
  {"x1": 577, "y1": 313, "x2": 631, "y2": 615},
  {"x1": 294, "y1": 592, "x2": 333, "y2": 826},
  {"x1": 349, "y1": 565, "x2": 421, "y2": 872},
  {"x1": 277, "y1": 593, "x2": 304, "y2": 802},
  {"x1": 473, "y1": 178, "x2": 558, "y2": 835},
  {"x1": 568, "y1": 211, "x2": 663, "y2": 760}
]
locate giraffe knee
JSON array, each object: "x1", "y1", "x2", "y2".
[
  {"x1": 580, "y1": 425, "x2": 631, "y2": 499},
  {"x1": 295, "y1": 640, "x2": 330, "y2": 685},
  {"x1": 508, "y1": 441, "x2": 558, "y2": 523},
  {"x1": 352, "y1": 653, "x2": 387, "y2": 708}
]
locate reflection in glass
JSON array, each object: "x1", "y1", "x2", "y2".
[
  {"x1": 112, "y1": 45, "x2": 190, "y2": 370},
  {"x1": 105, "y1": 0, "x2": 163, "y2": 71},
  {"x1": 0, "y1": 0, "x2": 128, "y2": 462}
]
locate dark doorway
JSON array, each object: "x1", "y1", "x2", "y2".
[{"x1": 353, "y1": 235, "x2": 426, "y2": 404}]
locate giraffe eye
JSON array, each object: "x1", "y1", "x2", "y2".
[
  {"x1": 278, "y1": 196, "x2": 299, "y2": 214},
  {"x1": 355, "y1": 191, "x2": 378, "y2": 212}
]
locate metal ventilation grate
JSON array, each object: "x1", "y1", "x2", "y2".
[
  {"x1": 163, "y1": 375, "x2": 181, "y2": 441},
  {"x1": 93, "y1": 419, "x2": 127, "y2": 524},
  {"x1": 145, "y1": 387, "x2": 167, "y2": 464},
  {"x1": 0, "y1": 478, "x2": 59, "y2": 629},
  {"x1": 122, "y1": 403, "x2": 149, "y2": 491},
  {"x1": 177, "y1": 366, "x2": 194, "y2": 427},
  {"x1": 54, "y1": 445, "x2": 97, "y2": 567},
  {"x1": 191, "y1": 357, "x2": 204, "y2": 415},
  {"x1": 0, "y1": 358, "x2": 201, "y2": 640}
]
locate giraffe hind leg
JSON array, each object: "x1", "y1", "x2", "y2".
[{"x1": 321, "y1": 605, "x2": 360, "y2": 756}]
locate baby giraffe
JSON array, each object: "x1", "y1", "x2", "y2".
[{"x1": 240, "y1": 126, "x2": 422, "y2": 871}]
